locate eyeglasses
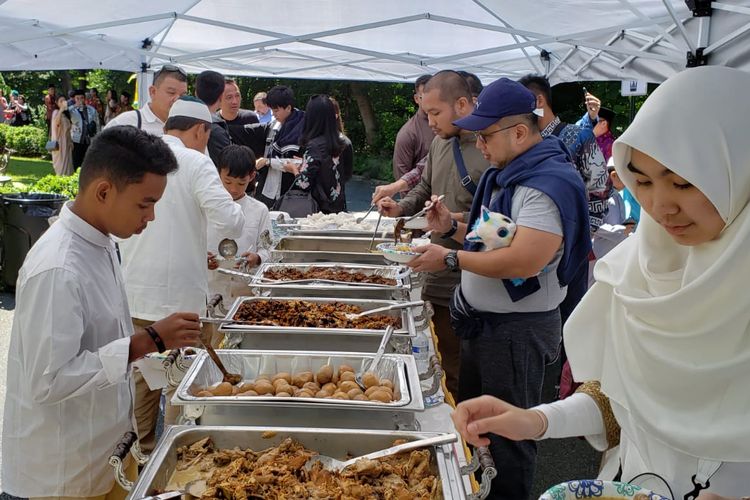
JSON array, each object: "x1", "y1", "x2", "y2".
[
  {"x1": 154, "y1": 64, "x2": 187, "y2": 80},
  {"x1": 473, "y1": 122, "x2": 524, "y2": 144}
]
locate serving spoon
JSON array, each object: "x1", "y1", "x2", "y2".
[
  {"x1": 343, "y1": 300, "x2": 423, "y2": 320},
  {"x1": 303, "y1": 434, "x2": 457, "y2": 473}
]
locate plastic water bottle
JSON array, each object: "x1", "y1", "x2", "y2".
[{"x1": 412, "y1": 330, "x2": 430, "y2": 374}]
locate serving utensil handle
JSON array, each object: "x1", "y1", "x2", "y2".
[
  {"x1": 462, "y1": 445, "x2": 498, "y2": 500},
  {"x1": 367, "y1": 326, "x2": 394, "y2": 373},
  {"x1": 109, "y1": 431, "x2": 138, "y2": 491},
  {"x1": 342, "y1": 433, "x2": 457, "y2": 468}
]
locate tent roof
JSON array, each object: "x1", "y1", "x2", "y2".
[{"x1": 0, "y1": 0, "x2": 748, "y2": 84}]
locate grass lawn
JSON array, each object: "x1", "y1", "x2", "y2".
[{"x1": 3, "y1": 157, "x2": 54, "y2": 190}]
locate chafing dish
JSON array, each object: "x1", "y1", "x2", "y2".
[
  {"x1": 279, "y1": 225, "x2": 396, "y2": 238},
  {"x1": 171, "y1": 350, "x2": 425, "y2": 429},
  {"x1": 272, "y1": 235, "x2": 391, "y2": 264},
  {"x1": 124, "y1": 425, "x2": 487, "y2": 499},
  {"x1": 220, "y1": 296, "x2": 416, "y2": 353},
  {"x1": 248, "y1": 262, "x2": 411, "y2": 300}
]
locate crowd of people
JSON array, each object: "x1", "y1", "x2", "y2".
[{"x1": 0, "y1": 61, "x2": 748, "y2": 500}]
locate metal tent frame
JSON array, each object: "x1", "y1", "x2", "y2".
[{"x1": 0, "y1": 0, "x2": 747, "y2": 85}]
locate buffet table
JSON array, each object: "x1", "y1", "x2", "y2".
[{"x1": 117, "y1": 217, "x2": 495, "y2": 498}]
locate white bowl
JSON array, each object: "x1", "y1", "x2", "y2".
[
  {"x1": 375, "y1": 242, "x2": 420, "y2": 263},
  {"x1": 539, "y1": 480, "x2": 670, "y2": 500}
]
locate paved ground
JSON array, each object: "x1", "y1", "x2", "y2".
[{"x1": 0, "y1": 178, "x2": 600, "y2": 497}]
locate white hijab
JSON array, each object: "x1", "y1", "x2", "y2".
[{"x1": 565, "y1": 66, "x2": 750, "y2": 462}]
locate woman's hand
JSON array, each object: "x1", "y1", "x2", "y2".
[
  {"x1": 256, "y1": 157, "x2": 269, "y2": 170},
  {"x1": 283, "y1": 160, "x2": 301, "y2": 176},
  {"x1": 452, "y1": 395, "x2": 547, "y2": 447}
]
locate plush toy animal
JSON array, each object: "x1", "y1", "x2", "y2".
[{"x1": 466, "y1": 206, "x2": 517, "y2": 250}]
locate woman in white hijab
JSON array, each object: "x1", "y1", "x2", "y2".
[{"x1": 451, "y1": 66, "x2": 750, "y2": 500}]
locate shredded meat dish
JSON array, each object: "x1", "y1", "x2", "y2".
[
  {"x1": 263, "y1": 267, "x2": 397, "y2": 286},
  {"x1": 166, "y1": 436, "x2": 441, "y2": 499},
  {"x1": 233, "y1": 300, "x2": 401, "y2": 330}
]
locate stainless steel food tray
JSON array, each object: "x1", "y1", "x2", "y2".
[
  {"x1": 223, "y1": 295, "x2": 416, "y2": 335},
  {"x1": 248, "y1": 262, "x2": 411, "y2": 300},
  {"x1": 220, "y1": 296, "x2": 416, "y2": 352},
  {"x1": 129, "y1": 426, "x2": 468, "y2": 499},
  {"x1": 271, "y1": 235, "x2": 391, "y2": 264},
  {"x1": 172, "y1": 350, "x2": 424, "y2": 429},
  {"x1": 279, "y1": 225, "x2": 396, "y2": 238}
]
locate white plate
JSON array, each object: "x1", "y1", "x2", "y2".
[
  {"x1": 539, "y1": 480, "x2": 670, "y2": 500},
  {"x1": 375, "y1": 242, "x2": 420, "y2": 264},
  {"x1": 403, "y1": 217, "x2": 428, "y2": 230}
]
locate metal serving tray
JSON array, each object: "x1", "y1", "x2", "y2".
[
  {"x1": 248, "y1": 262, "x2": 411, "y2": 300},
  {"x1": 272, "y1": 235, "x2": 391, "y2": 264},
  {"x1": 172, "y1": 350, "x2": 424, "y2": 429},
  {"x1": 219, "y1": 296, "x2": 416, "y2": 352},
  {"x1": 279, "y1": 225, "x2": 396, "y2": 238},
  {"x1": 129, "y1": 425, "x2": 468, "y2": 500}
]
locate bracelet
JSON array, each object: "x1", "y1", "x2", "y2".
[
  {"x1": 441, "y1": 219, "x2": 458, "y2": 239},
  {"x1": 145, "y1": 325, "x2": 166, "y2": 353}
]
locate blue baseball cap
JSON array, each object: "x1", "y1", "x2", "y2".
[{"x1": 453, "y1": 77, "x2": 541, "y2": 131}]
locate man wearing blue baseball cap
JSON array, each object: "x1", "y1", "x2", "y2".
[{"x1": 409, "y1": 77, "x2": 590, "y2": 499}]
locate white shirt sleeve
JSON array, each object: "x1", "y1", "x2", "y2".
[
  {"x1": 192, "y1": 156, "x2": 245, "y2": 238},
  {"x1": 255, "y1": 208, "x2": 272, "y2": 264},
  {"x1": 269, "y1": 157, "x2": 286, "y2": 171},
  {"x1": 534, "y1": 392, "x2": 609, "y2": 451},
  {"x1": 19, "y1": 269, "x2": 130, "y2": 406}
]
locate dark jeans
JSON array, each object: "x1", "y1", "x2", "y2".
[
  {"x1": 458, "y1": 308, "x2": 561, "y2": 500},
  {"x1": 72, "y1": 141, "x2": 89, "y2": 169}
]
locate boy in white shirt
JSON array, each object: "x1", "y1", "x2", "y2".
[{"x1": 208, "y1": 144, "x2": 272, "y2": 303}]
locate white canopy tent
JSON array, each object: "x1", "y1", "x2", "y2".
[{"x1": 0, "y1": 0, "x2": 748, "y2": 87}]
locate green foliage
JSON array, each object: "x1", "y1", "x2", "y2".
[
  {"x1": 31, "y1": 104, "x2": 48, "y2": 135},
  {"x1": 0, "y1": 124, "x2": 47, "y2": 157},
  {"x1": 86, "y1": 69, "x2": 134, "y2": 101},
  {"x1": 31, "y1": 169, "x2": 79, "y2": 198},
  {"x1": 353, "y1": 154, "x2": 394, "y2": 181},
  {"x1": 551, "y1": 81, "x2": 654, "y2": 135}
]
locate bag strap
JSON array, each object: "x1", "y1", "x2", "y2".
[
  {"x1": 135, "y1": 109, "x2": 142, "y2": 130},
  {"x1": 452, "y1": 137, "x2": 477, "y2": 196}
]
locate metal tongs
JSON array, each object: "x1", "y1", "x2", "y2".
[
  {"x1": 403, "y1": 194, "x2": 445, "y2": 223},
  {"x1": 368, "y1": 211, "x2": 383, "y2": 250}
]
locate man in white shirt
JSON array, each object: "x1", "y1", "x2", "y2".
[
  {"x1": 118, "y1": 96, "x2": 245, "y2": 452},
  {"x1": 1, "y1": 126, "x2": 201, "y2": 498},
  {"x1": 207, "y1": 144, "x2": 272, "y2": 304},
  {"x1": 104, "y1": 64, "x2": 188, "y2": 135}
]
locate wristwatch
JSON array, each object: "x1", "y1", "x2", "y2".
[
  {"x1": 441, "y1": 219, "x2": 458, "y2": 239},
  {"x1": 444, "y1": 250, "x2": 459, "y2": 271}
]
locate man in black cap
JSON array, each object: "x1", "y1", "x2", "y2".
[{"x1": 408, "y1": 78, "x2": 590, "y2": 499}]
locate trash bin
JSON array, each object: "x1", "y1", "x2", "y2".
[{"x1": 1, "y1": 193, "x2": 68, "y2": 288}]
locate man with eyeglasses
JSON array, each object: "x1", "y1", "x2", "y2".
[
  {"x1": 372, "y1": 74, "x2": 435, "y2": 202},
  {"x1": 376, "y1": 70, "x2": 489, "y2": 400},
  {"x1": 104, "y1": 64, "x2": 188, "y2": 136},
  {"x1": 407, "y1": 78, "x2": 590, "y2": 499}
]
